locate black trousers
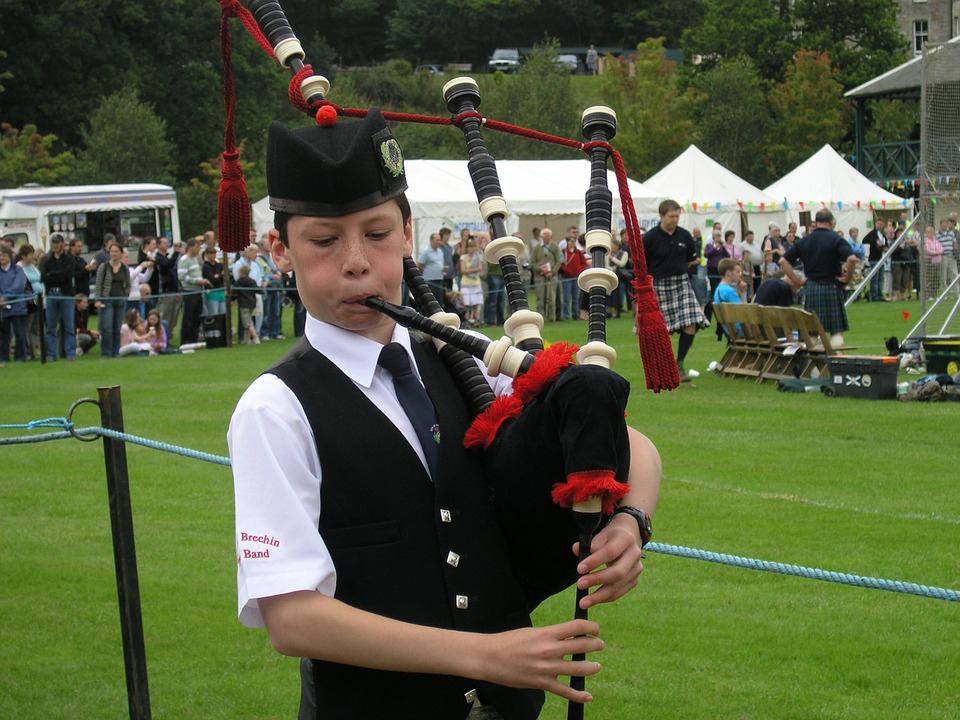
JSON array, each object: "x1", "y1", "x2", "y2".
[{"x1": 180, "y1": 292, "x2": 203, "y2": 344}]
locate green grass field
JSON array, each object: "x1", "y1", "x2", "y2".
[{"x1": 2, "y1": 299, "x2": 958, "y2": 719}]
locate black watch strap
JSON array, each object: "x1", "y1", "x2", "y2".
[{"x1": 613, "y1": 505, "x2": 652, "y2": 547}]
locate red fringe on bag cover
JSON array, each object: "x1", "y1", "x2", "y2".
[
  {"x1": 551, "y1": 469, "x2": 630, "y2": 515},
  {"x1": 463, "y1": 342, "x2": 578, "y2": 450}
]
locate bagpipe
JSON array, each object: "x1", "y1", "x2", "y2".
[{"x1": 215, "y1": 1, "x2": 679, "y2": 714}]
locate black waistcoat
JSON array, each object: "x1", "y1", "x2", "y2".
[{"x1": 267, "y1": 336, "x2": 543, "y2": 720}]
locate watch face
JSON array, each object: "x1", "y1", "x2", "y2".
[{"x1": 617, "y1": 506, "x2": 652, "y2": 544}]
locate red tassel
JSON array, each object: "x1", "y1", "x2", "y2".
[
  {"x1": 218, "y1": 151, "x2": 250, "y2": 254},
  {"x1": 551, "y1": 469, "x2": 630, "y2": 514},
  {"x1": 218, "y1": 4, "x2": 251, "y2": 254},
  {"x1": 633, "y1": 278, "x2": 681, "y2": 392}
]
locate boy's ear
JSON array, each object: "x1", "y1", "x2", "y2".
[
  {"x1": 270, "y1": 229, "x2": 293, "y2": 273},
  {"x1": 403, "y1": 216, "x2": 414, "y2": 259}
]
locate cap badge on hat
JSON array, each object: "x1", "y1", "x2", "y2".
[{"x1": 379, "y1": 137, "x2": 404, "y2": 178}]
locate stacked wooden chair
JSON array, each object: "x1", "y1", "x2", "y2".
[{"x1": 712, "y1": 304, "x2": 844, "y2": 383}]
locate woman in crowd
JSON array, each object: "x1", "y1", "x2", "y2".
[
  {"x1": 94, "y1": 243, "x2": 131, "y2": 358},
  {"x1": 457, "y1": 236, "x2": 485, "y2": 327},
  {"x1": 202, "y1": 247, "x2": 226, "y2": 316},
  {"x1": 607, "y1": 235, "x2": 632, "y2": 318},
  {"x1": 923, "y1": 225, "x2": 943, "y2": 300},
  {"x1": 0, "y1": 245, "x2": 30, "y2": 364},
  {"x1": 17, "y1": 244, "x2": 42, "y2": 359},
  {"x1": 124, "y1": 248, "x2": 154, "y2": 311}
]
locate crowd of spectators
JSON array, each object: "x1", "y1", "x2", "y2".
[
  {"x1": 0, "y1": 227, "x2": 297, "y2": 365},
  {"x1": 3, "y1": 211, "x2": 959, "y2": 366}
]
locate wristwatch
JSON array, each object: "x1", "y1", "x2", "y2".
[{"x1": 613, "y1": 505, "x2": 653, "y2": 547}]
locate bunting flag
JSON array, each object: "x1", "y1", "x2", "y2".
[
  {"x1": 799, "y1": 201, "x2": 804, "y2": 210},
  {"x1": 692, "y1": 202, "x2": 698, "y2": 211},
  {"x1": 838, "y1": 201, "x2": 843, "y2": 210},
  {"x1": 715, "y1": 202, "x2": 721, "y2": 210},
  {"x1": 760, "y1": 202, "x2": 765, "y2": 211},
  {"x1": 738, "y1": 201, "x2": 743, "y2": 210}
]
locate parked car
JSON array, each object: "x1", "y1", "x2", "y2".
[
  {"x1": 415, "y1": 64, "x2": 446, "y2": 75},
  {"x1": 488, "y1": 48, "x2": 521, "y2": 73},
  {"x1": 555, "y1": 54, "x2": 580, "y2": 74}
]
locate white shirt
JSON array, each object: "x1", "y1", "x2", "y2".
[{"x1": 229, "y1": 313, "x2": 512, "y2": 627}]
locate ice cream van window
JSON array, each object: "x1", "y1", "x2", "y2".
[{"x1": 121, "y1": 210, "x2": 158, "y2": 238}]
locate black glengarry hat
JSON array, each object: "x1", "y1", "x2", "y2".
[{"x1": 267, "y1": 108, "x2": 407, "y2": 217}]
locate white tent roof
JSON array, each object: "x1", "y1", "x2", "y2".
[
  {"x1": 640, "y1": 144, "x2": 788, "y2": 239},
  {"x1": 644, "y1": 144, "x2": 781, "y2": 212},
  {"x1": 764, "y1": 144, "x2": 909, "y2": 212},
  {"x1": 252, "y1": 159, "x2": 664, "y2": 254}
]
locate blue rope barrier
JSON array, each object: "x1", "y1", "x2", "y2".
[
  {"x1": 0, "y1": 417, "x2": 231, "y2": 465},
  {"x1": 4, "y1": 415, "x2": 960, "y2": 602},
  {"x1": 646, "y1": 543, "x2": 960, "y2": 603},
  {"x1": 88, "y1": 427, "x2": 231, "y2": 467},
  {"x1": 0, "y1": 430, "x2": 74, "y2": 445},
  {"x1": 0, "y1": 417, "x2": 72, "y2": 430}
]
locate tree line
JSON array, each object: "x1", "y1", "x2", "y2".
[{"x1": 0, "y1": 0, "x2": 914, "y2": 236}]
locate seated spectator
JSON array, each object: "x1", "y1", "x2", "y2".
[
  {"x1": 136, "y1": 283, "x2": 154, "y2": 319},
  {"x1": 713, "y1": 258, "x2": 744, "y2": 306},
  {"x1": 713, "y1": 258, "x2": 744, "y2": 338},
  {"x1": 119, "y1": 309, "x2": 154, "y2": 356},
  {"x1": 234, "y1": 263, "x2": 261, "y2": 344},
  {"x1": 144, "y1": 309, "x2": 169, "y2": 354},
  {"x1": 74, "y1": 294, "x2": 100, "y2": 356}
]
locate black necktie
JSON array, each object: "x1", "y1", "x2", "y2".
[{"x1": 378, "y1": 343, "x2": 440, "y2": 479}]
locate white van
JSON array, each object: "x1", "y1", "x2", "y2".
[{"x1": 0, "y1": 183, "x2": 182, "y2": 253}]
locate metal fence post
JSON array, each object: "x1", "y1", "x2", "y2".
[{"x1": 98, "y1": 385, "x2": 152, "y2": 720}]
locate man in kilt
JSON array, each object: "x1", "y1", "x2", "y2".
[
  {"x1": 641, "y1": 199, "x2": 709, "y2": 374},
  {"x1": 779, "y1": 208, "x2": 857, "y2": 349}
]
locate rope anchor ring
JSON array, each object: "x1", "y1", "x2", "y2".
[{"x1": 66, "y1": 398, "x2": 101, "y2": 442}]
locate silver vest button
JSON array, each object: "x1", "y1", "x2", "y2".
[
  {"x1": 456, "y1": 594, "x2": 469, "y2": 609},
  {"x1": 446, "y1": 551, "x2": 460, "y2": 567},
  {"x1": 440, "y1": 509, "x2": 452, "y2": 523}
]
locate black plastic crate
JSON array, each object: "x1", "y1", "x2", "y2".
[
  {"x1": 201, "y1": 314, "x2": 227, "y2": 349},
  {"x1": 825, "y1": 356, "x2": 898, "y2": 399},
  {"x1": 920, "y1": 337, "x2": 960, "y2": 375}
]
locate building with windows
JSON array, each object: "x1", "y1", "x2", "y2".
[{"x1": 898, "y1": 0, "x2": 958, "y2": 55}]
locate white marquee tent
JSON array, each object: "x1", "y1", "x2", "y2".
[
  {"x1": 252, "y1": 159, "x2": 664, "y2": 254},
  {"x1": 643, "y1": 144, "x2": 788, "y2": 239},
  {"x1": 764, "y1": 144, "x2": 912, "y2": 234}
]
